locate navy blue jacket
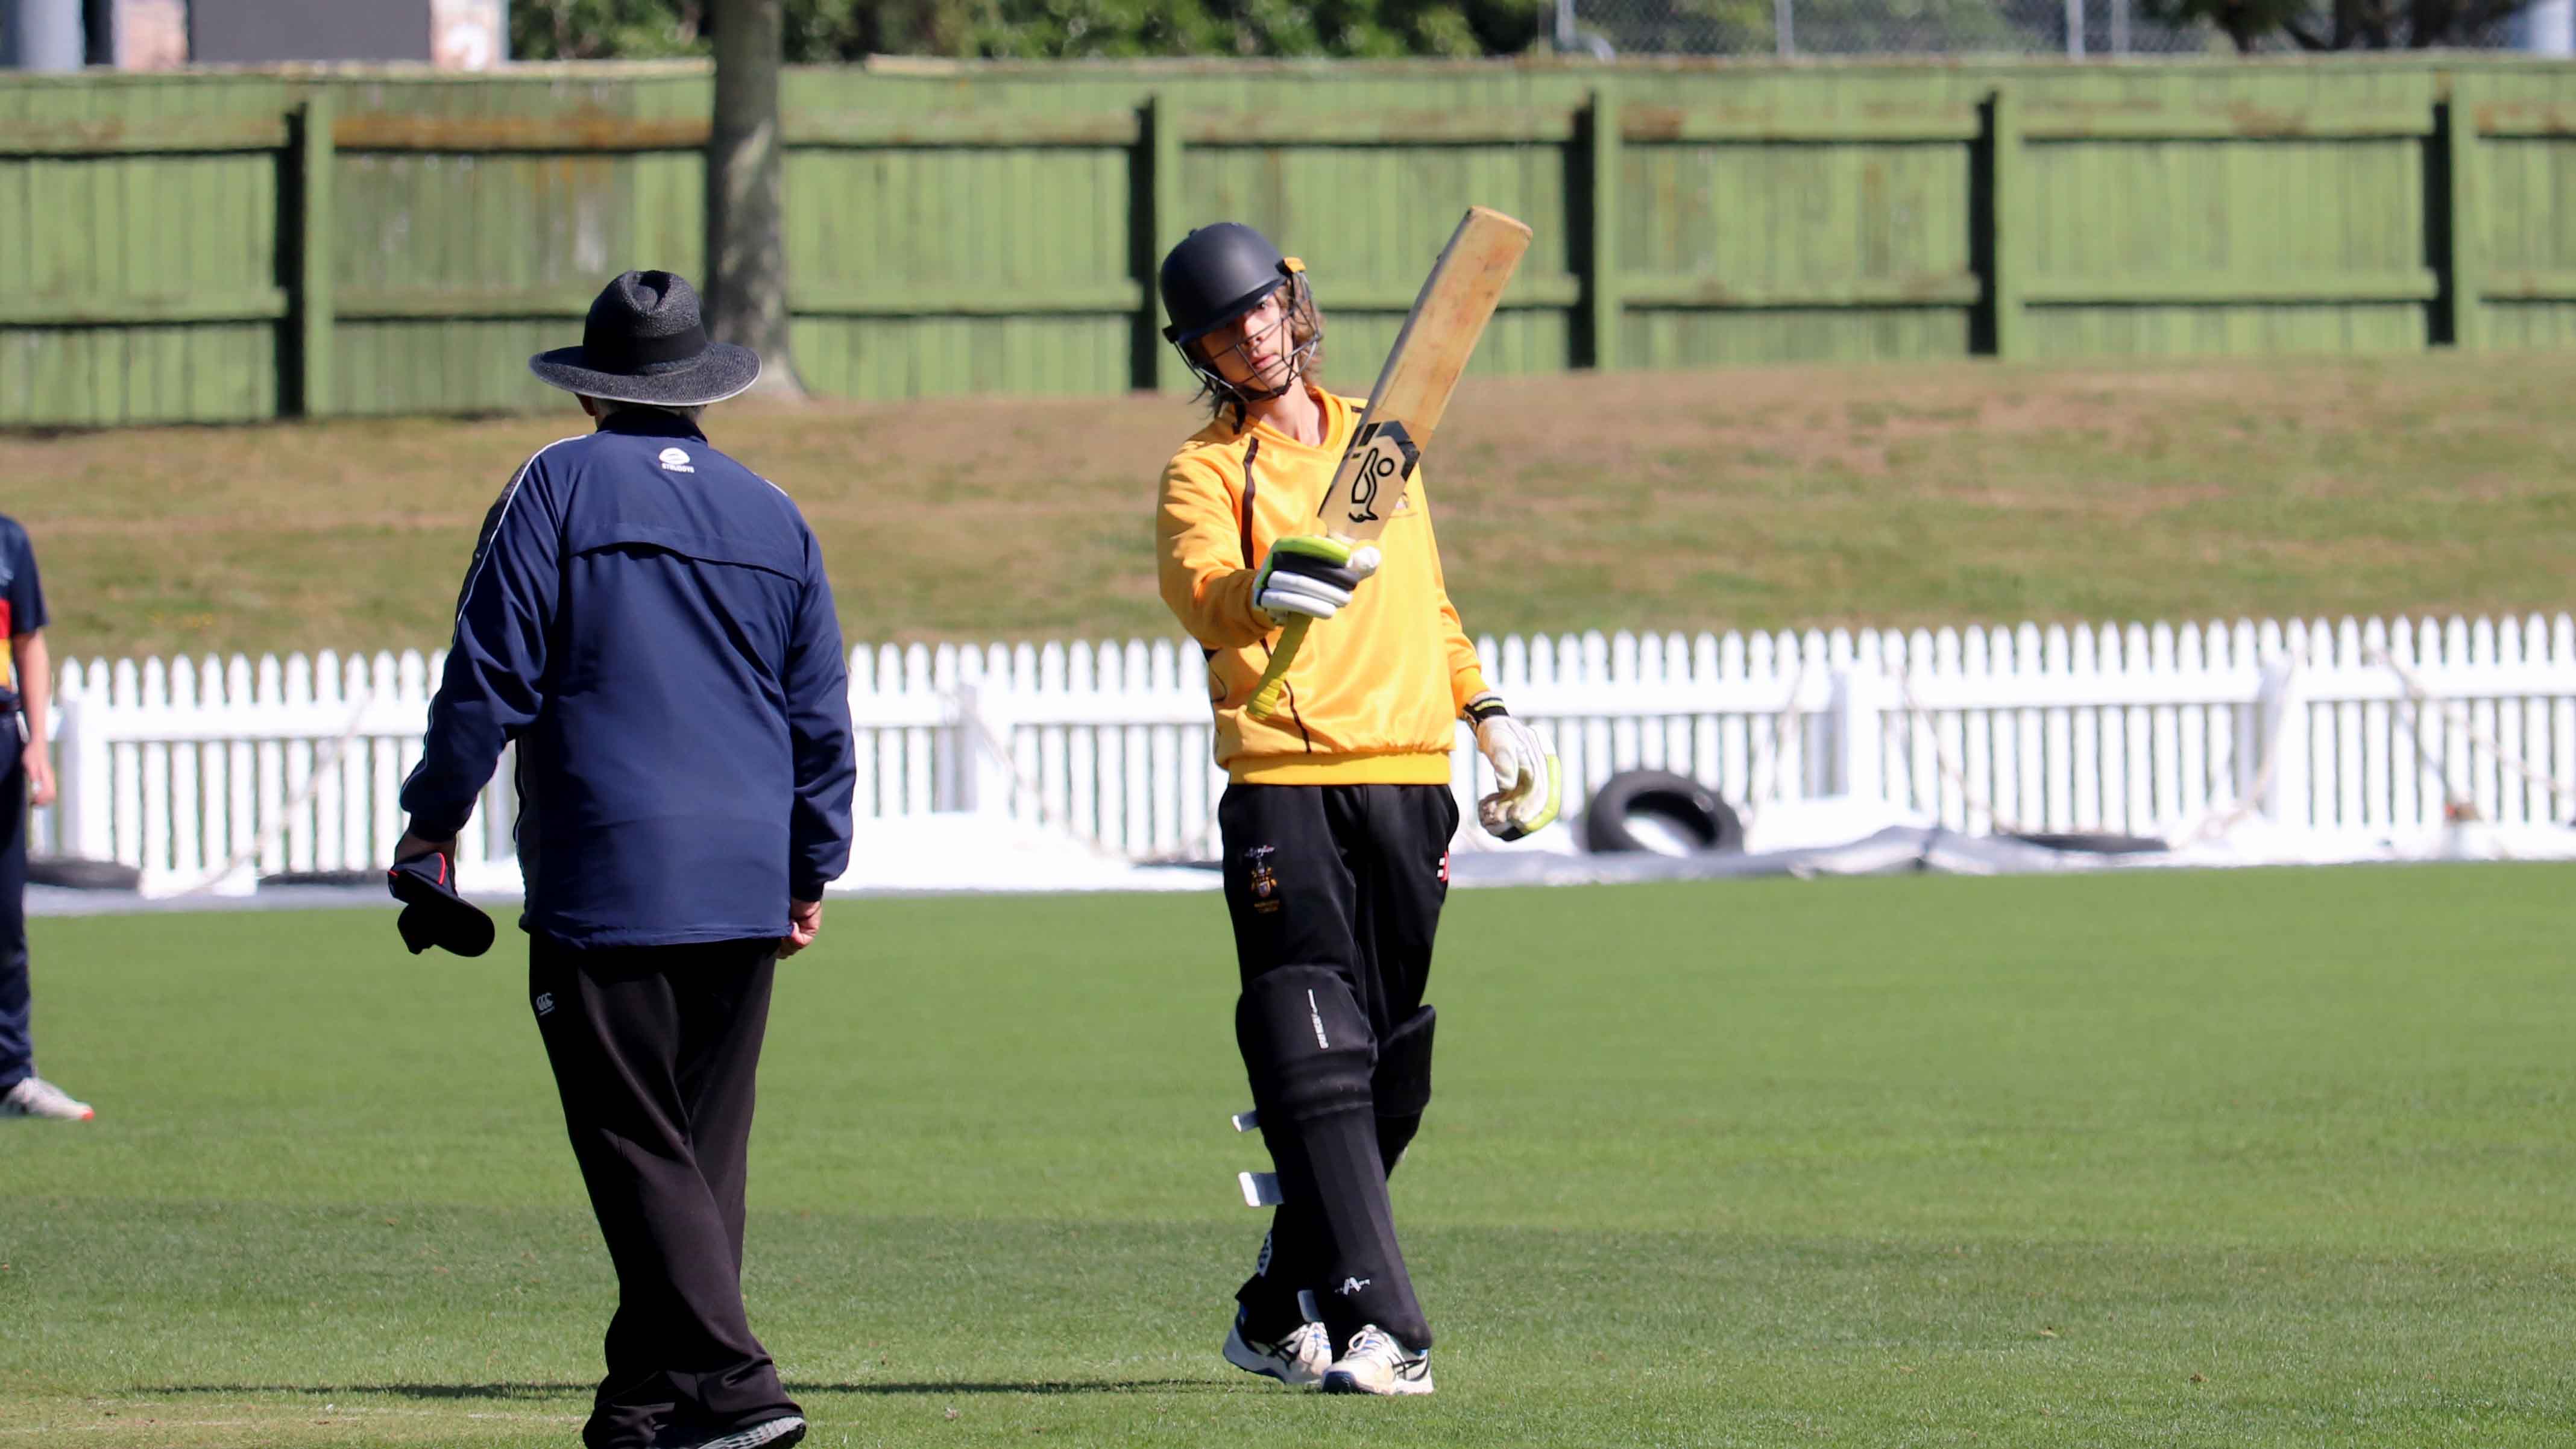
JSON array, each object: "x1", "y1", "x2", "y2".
[
  {"x1": 402, "y1": 412, "x2": 856, "y2": 948},
  {"x1": 0, "y1": 514, "x2": 46, "y2": 714}
]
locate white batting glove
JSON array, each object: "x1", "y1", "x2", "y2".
[
  {"x1": 1252, "y1": 535, "x2": 1382, "y2": 623},
  {"x1": 1465, "y1": 693, "x2": 1561, "y2": 841}
]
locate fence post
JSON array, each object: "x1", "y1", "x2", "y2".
[
  {"x1": 483, "y1": 743, "x2": 518, "y2": 869},
  {"x1": 2442, "y1": 77, "x2": 2483, "y2": 351},
  {"x1": 1586, "y1": 82, "x2": 1621, "y2": 372},
  {"x1": 1143, "y1": 90, "x2": 1188, "y2": 394},
  {"x1": 57, "y1": 691, "x2": 112, "y2": 861},
  {"x1": 293, "y1": 92, "x2": 337, "y2": 417},
  {"x1": 954, "y1": 679, "x2": 1014, "y2": 817},
  {"x1": 1984, "y1": 86, "x2": 2027, "y2": 361},
  {"x1": 1828, "y1": 667, "x2": 1888, "y2": 803},
  {"x1": 2256, "y1": 657, "x2": 2310, "y2": 827}
]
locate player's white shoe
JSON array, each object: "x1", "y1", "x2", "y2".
[
  {"x1": 655, "y1": 1415, "x2": 804, "y2": 1449},
  {"x1": 2, "y1": 1076, "x2": 93, "y2": 1121},
  {"x1": 1320, "y1": 1325, "x2": 1434, "y2": 1397},
  {"x1": 1223, "y1": 1306, "x2": 1332, "y2": 1386}
]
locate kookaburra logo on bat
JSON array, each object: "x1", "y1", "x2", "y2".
[{"x1": 1341, "y1": 421, "x2": 1420, "y2": 525}]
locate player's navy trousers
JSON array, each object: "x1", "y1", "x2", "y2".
[
  {"x1": 529, "y1": 931, "x2": 801, "y2": 1449},
  {"x1": 0, "y1": 743, "x2": 31, "y2": 1094},
  {"x1": 1220, "y1": 781, "x2": 1456, "y2": 1349}
]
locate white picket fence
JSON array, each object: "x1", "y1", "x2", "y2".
[{"x1": 31, "y1": 611, "x2": 2576, "y2": 892}]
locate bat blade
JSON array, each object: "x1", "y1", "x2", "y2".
[
  {"x1": 1317, "y1": 206, "x2": 1531, "y2": 545},
  {"x1": 1245, "y1": 206, "x2": 1530, "y2": 721}
]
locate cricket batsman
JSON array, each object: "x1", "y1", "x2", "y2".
[{"x1": 1153, "y1": 222, "x2": 1560, "y2": 1396}]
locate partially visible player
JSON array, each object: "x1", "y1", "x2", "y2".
[
  {"x1": 1153, "y1": 222, "x2": 1558, "y2": 1396},
  {"x1": 0, "y1": 513, "x2": 86, "y2": 1122}
]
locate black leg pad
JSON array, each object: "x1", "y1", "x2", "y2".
[
  {"x1": 1236, "y1": 966, "x2": 1375, "y2": 1123},
  {"x1": 1372, "y1": 1004, "x2": 1435, "y2": 1174},
  {"x1": 1233, "y1": 966, "x2": 1431, "y2": 1349},
  {"x1": 1372, "y1": 1004, "x2": 1435, "y2": 1116}
]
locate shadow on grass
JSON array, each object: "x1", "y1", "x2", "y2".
[{"x1": 140, "y1": 1378, "x2": 1224, "y2": 1400}]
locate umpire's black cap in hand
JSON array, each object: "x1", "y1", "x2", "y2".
[
  {"x1": 388, "y1": 853, "x2": 496, "y2": 958},
  {"x1": 527, "y1": 269, "x2": 761, "y2": 407}
]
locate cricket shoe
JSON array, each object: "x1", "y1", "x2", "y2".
[
  {"x1": 1223, "y1": 1306, "x2": 1332, "y2": 1387},
  {"x1": 2, "y1": 1076, "x2": 93, "y2": 1121},
  {"x1": 1320, "y1": 1325, "x2": 1434, "y2": 1397},
  {"x1": 652, "y1": 1415, "x2": 805, "y2": 1449}
]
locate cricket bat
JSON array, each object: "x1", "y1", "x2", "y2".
[{"x1": 1244, "y1": 206, "x2": 1532, "y2": 721}]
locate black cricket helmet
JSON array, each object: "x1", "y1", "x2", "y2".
[{"x1": 1158, "y1": 221, "x2": 1321, "y2": 409}]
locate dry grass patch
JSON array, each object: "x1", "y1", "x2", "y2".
[{"x1": 5, "y1": 351, "x2": 2573, "y2": 660}]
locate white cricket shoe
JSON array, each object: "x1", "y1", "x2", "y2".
[
  {"x1": 2, "y1": 1076, "x2": 93, "y2": 1121},
  {"x1": 1320, "y1": 1325, "x2": 1434, "y2": 1397},
  {"x1": 1223, "y1": 1306, "x2": 1332, "y2": 1387},
  {"x1": 655, "y1": 1415, "x2": 805, "y2": 1449}
]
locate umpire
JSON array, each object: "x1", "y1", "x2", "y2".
[{"x1": 395, "y1": 269, "x2": 855, "y2": 1449}]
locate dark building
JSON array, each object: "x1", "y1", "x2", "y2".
[
  {"x1": 2, "y1": 0, "x2": 506, "y2": 70},
  {"x1": 190, "y1": 0, "x2": 429, "y2": 63}
]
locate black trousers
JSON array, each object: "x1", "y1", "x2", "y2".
[
  {"x1": 528, "y1": 932, "x2": 800, "y2": 1449},
  {"x1": 1219, "y1": 782, "x2": 1456, "y2": 1348}
]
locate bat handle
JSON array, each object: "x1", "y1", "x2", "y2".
[{"x1": 1245, "y1": 615, "x2": 1314, "y2": 721}]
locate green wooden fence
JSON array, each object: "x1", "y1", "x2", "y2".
[{"x1": 4, "y1": 58, "x2": 2575, "y2": 426}]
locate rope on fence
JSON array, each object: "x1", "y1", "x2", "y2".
[
  {"x1": 1890, "y1": 667, "x2": 2027, "y2": 836},
  {"x1": 2366, "y1": 646, "x2": 2575, "y2": 819},
  {"x1": 1889, "y1": 660, "x2": 2307, "y2": 847},
  {"x1": 2173, "y1": 661, "x2": 2295, "y2": 847},
  {"x1": 168, "y1": 688, "x2": 382, "y2": 896},
  {"x1": 952, "y1": 690, "x2": 1204, "y2": 863},
  {"x1": 1739, "y1": 655, "x2": 1811, "y2": 830}
]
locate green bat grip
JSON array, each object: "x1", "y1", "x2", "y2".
[{"x1": 1245, "y1": 614, "x2": 1314, "y2": 721}]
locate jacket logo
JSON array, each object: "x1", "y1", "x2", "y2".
[
  {"x1": 534, "y1": 992, "x2": 556, "y2": 1017},
  {"x1": 657, "y1": 447, "x2": 696, "y2": 474}
]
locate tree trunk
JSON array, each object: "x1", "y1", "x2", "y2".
[{"x1": 707, "y1": 0, "x2": 805, "y2": 398}]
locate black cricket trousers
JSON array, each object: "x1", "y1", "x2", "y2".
[
  {"x1": 1218, "y1": 781, "x2": 1457, "y2": 1348},
  {"x1": 529, "y1": 932, "x2": 801, "y2": 1449}
]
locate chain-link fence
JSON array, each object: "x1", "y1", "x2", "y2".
[{"x1": 1559, "y1": 0, "x2": 2523, "y2": 57}]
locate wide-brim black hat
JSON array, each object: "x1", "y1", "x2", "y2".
[{"x1": 529, "y1": 269, "x2": 761, "y2": 407}]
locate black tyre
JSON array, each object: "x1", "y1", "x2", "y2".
[
  {"x1": 27, "y1": 857, "x2": 143, "y2": 891},
  {"x1": 1581, "y1": 770, "x2": 1745, "y2": 855}
]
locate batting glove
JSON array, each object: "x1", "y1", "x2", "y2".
[
  {"x1": 1253, "y1": 535, "x2": 1381, "y2": 624},
  {"x1": 1466, "y1": 693, "x2": 1561, "y2": 841}
]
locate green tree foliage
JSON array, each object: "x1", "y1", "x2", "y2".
[
  {"x1": 512, "y1": 0, "x2": 1549, "y2": 60},
  {"x1": 1560, "y1": 0, "x2": 2045, "y2": 55},
  {"x1": 2138, "y1": 0, "x2": 2530, "y2": 50},
  {"x1": 513, "y1": 0, "x2": 710, "y2": 58}
]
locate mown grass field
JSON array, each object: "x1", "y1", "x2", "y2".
[
  {"x1": 6, "y1": 353, "x2": 2575, "y2": 660},
  {"x1": 5, "y1": 864, "x2": 2572, "y2": 1447}
]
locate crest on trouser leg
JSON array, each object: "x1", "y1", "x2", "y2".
[{"x1": 1245, "y1": 843, "x2": 1281, "y2": 914}]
